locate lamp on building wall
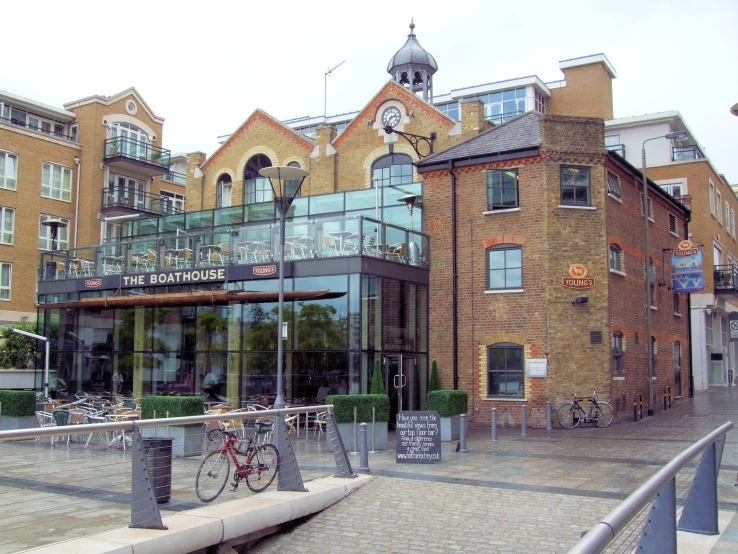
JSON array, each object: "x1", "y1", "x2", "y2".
[
  {"x1": 642, "y1": 130, "x2": 688, "y2": 416},
  {"x1": 259, "y1": 166, "x2": 309, "y2": 410}
]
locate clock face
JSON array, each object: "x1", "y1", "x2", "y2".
[{"x1": 381, "y1": 106, "x2": 402, "y2": 128}]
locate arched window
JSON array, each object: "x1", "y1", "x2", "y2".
[
  {"x1": 216, "y1": 174, "x2": 232, "y2": 208},
  {"x1": 372, "y1": 154, "x2": 413, "y2": 188},
  {"x1": 243, "y1": 154, "x2": 272, "y2": 204},
  {"x1": 486, "y1": 244, "x2": 522, "y2": 290},
  {"x1": 111, "y1": 122, "x2": 148, "y2": 160},
  {"x1": 487, "y1": 342, "x2": 523, "y2": 398},
  {"x1": 609, "y1": 244, "x2": 622, "y2": 272},
  {"x1": 285, "y1": 161, "x2": 302, "y2": 199},
  {"x1": 612, "y1": 332, "x2": 623, "y2": 376}
]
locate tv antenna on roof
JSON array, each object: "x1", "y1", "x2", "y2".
[{"x1": 324, "y1": 60, "x2": 346, "y2": 122}]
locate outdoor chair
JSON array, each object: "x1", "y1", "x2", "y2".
[
  {"x1": 51, "y1": 410, "x2": 70, "y2": 446},
  {"x1": 35, "y1": 411, "x2": 54, "y2": 445},
  {"x1": 84, "y1": 413, "x2": 109, "y2": 447}
]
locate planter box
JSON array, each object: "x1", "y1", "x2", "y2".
[
  {"x1": 0, "y1": 370, "x2": 36, "y2": 389},
  {"x1": 0, "y1": 414, "x2": 36, "y2": 431},
  {"x1": 440, "y1": 414, "x2": 460, "y2": 441},
  {"x1": 336, "y1": 421, "x2": 388, "y2": 451},
  {"x1": 143, "y1": 424, "x2": 202, "y2": 458}
]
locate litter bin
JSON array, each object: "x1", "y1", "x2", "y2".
[{"x1": 143, "y1": 437, "x2": 174, "y2": 503}]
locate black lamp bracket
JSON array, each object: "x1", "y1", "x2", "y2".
[{"x1": 384, "y1": 126, "x2": 437, "y2": 158}]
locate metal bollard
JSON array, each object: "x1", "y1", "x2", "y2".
[
  {"x1": 459, "y1": 413, "x2": 468, "y2": 452},
  {"x1": 352, "y1": 406, "x2": 358, "y2": 454},
  {"x1": 491, "y1": 408, "x2": 498, "y2": 442},
  {"x1": 521, "y1": 404, "x2": 527, "y2": 437},
  {"x1": 546, "y1": 401, "x2": 553, "y2": 431},
  {"x1": 369, "y1": 407, "x2": 378, "y2": 453},
  {"x1": 359, "y1": 422, "x2": 370, "y2": 473}
]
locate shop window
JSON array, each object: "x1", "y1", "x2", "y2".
[
  {"x1": 560, "y1": 166, "x2": 590, "y2": 206},
  {"x1": 487, "y1": 343, "x2": 523, "y2": 398},
  {"x1": 487, "y1": 169, "x2": 518, "y2": 210},
  {"x1": 487, "y1": 244, "x2": 522, "y2": 290}
]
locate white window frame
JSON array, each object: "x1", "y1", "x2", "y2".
[
  {"x1": 717, "y1": 190, "x2": 723, "y2": 224},
  {"x1": 714, "y1": 244, "x2": 723, "y2": 267},
  {"x1": 0, "y1": 262, "x2": 11, "y2": 300},
  {"x1": 726, "y1": 201, "x2": 731, "y2": 234},
  {"x1": 41, "y1": 162, "x2": 72, "y2": 202},
  {"x1": 732, "y1": 209, "x2": 736, "y2": 239},
  {"x1": 70, "y1": 124, "x2": 78, "y2": 143},
  {"x1": 161, "y1": 190, "x2": 185, "y2": 212},
  {"x1": 0, "y1": 150, "x2": 18, "y2": 191},
  {"x1": 709, "y1": 180, "x2": 715, "y2": 214},
  {"x1": 0, "y1": 207, "x2": 14, "y2": 245},
  {"x1": 38, "y1": 214, "x2": 70, "y2": 251}
]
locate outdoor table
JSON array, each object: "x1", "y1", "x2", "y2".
[{"x1": 327, "y1": 231, "x2": 355, "y2": 255}]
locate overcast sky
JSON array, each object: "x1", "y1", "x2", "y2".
[{"x1": 4, "y1": 0, "x2": 737, "y2": 182}]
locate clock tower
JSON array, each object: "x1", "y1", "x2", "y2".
[{"x1": 387, "y1": 19, "x2": 438, "y2": 102}]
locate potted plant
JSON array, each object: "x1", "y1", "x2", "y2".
[
  {"x1": 328, "y1": 362, "x2": 389, "y2": 451},
  {"x1": 108, "y1": 138, "x2": 121, "y2": 157},
  {"x1": 427, "y1": 390, "x2": 468, "y2": 441},
  {"x1": 0, "y1": 390, "x2": 36, "y2": 431},
  {"x1": 141, "y1": 396, "x2": 204, "y2": 457}
]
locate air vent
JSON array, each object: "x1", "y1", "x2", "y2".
[{"x1": 590, "y1": 331, "x2": 602, "y2": 345}]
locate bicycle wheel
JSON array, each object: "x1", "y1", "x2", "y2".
[
  {"x1": 246, "y1": 443, "x2": 279, "y2": 493},
  {"x1": 196, "y1": 450, "x2": 230, "y2": 502},
  {"x1": 593, "y1": 402, "x2": 614, "y2": 428},
  {"x1": 557, "y1": 404, "x2": 581, "y2": 429}
]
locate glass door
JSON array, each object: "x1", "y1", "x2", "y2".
[{"x1": 385, "y1": 354, "x2": 416, "y2": 428}]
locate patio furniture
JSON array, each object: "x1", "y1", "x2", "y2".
[{"x1": 35, "y1": 411, "x2": 54, "y2": 445}]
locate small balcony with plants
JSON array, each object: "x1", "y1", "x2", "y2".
[
  {"x1": 714, "y1": 265, "x2": 738, "y2": 298},
  {"x1": 104, "y1": 137, "x2": 171, "y2": 177}
]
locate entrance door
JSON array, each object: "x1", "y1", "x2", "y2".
[
  {"x1": 385, "y1": 354, "x2": 416, "y2": 428},
  {"x1": 673, "y1": 342, "x2": 682, "y2": 396}
]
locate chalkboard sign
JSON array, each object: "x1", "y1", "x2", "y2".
[{"x1": 395, "y1": 411, "x2": 441, "y2": 464}]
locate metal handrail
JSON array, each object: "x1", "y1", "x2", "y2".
[
  {"x1": 568, "y1": 421, "x2": 733, "y2": 553},
  {"x1": 0, "y1": 116, "x2": 77, "y2": 142},
  {"x1": 0, "y1": 404, "x2": 331, "y2": 442}
]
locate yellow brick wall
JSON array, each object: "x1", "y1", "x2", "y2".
[{"x1": 547, "y1": 63, "x2": 614, "y2": 121}]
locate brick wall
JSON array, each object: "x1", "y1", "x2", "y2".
[{"x1": 547, "y1": 63, "x2": 614, "y2": 121}]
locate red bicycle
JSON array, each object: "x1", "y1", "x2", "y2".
[{"x1": 196, "y1": 422, "x2": 279, "y2": 502}]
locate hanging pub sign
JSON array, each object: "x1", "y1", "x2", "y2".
[
  {"x1": 562, "y1": 264, "x2": 595, "y2": 289},
  {"x1": 671, "y1": 240, "x2": 704, "y2": 293}
]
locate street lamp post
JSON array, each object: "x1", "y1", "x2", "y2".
[
  {"x1": 259, "y1": 166, "x2": 310, "y2": 410},
  {"x1": 7, "y1": 327, "x2": 50, "y2": 397},
  {"x1": 642, "y1": 130, "x2": 688, "y2": 416}
]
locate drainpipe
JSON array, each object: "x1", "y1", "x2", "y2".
[
  {"x1": 449, "y1": 160, "x2": 458, "y2": 390},
  {"x1": 685, "y1": 210, "x2": 694, "y2": 398},
  {"x1": 73, "y1": 156, "x2": 81, "y2": 248}
]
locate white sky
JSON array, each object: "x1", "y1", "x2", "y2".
[{"x1": 4, "y1": 0, "x2": 738, "y2": 182}]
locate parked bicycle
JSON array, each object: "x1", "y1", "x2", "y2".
[
  {"x1": 195, "y1": 422, "x2": 279, "y2": 502},
  {"x1": 557, "y1": 390, "x2": 614, "y2": 429}
]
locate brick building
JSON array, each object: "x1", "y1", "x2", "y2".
[{"x1": 0, "y1": 88, "x2": 186, "y2": 324}]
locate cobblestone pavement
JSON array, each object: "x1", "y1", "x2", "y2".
[{"x1": 250, "y1": 388, "x2": 738, "y2": 554}]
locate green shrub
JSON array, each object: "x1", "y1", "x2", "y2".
[
  {"x1": 370, "y1": 359, "x2": 384, "y2": 395},
  {"x1": 429, "y1": 360, "x2": 440, "y2": 392},
  {"x1": 427, "y1": 390, "x2": 468, "y2": 418},
  {"x1": 141, "y1": 396, "x2": 204, "y2": 424},
  {"x1": 0, "y1": 390, "x2": 36, "y2": 417},
  {"x1": 326, "y1": 394, "x2": 389, "y2": 423},
  {"x1": 0, "y1": 323, "x2": 38, "y2": 369}
]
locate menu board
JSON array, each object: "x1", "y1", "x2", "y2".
[{"x1": 395, "y1": 411, "x2": 441, "y2": 464}]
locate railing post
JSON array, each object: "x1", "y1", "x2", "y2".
[
  {"x1": 459, "y1": 413, "x2": 468, "y2": 452},
  {"x1": 369, "y1": 406, "x2": 377, "y2": 453},
  {"x1": 546, "y1": 401, "x2": 553, "y2": 431},
  {"x1": 491, "y1": 408, "x2": 498, "y2": 442},
  {"x1": 677, "y1": 441, "x2": 720, "y2": 535},
  {"x1": 129, "y1": 424, "x2": 167, "y2": 530},
  {"x1": 274, "y1": 410, "x2": 308, "y2": 492},
  {"x1": 637, "y1": 477, "x2": 677, "y2": 554},
  {"x1": 359, "y1": 422, "x2": 370, "y2": 474},
  {"x1": 521, "y1": 404, "x2": 527, "y2": 437},
  {"x1": 325, "y1": 407, "x2": 356, "y2": 478}
]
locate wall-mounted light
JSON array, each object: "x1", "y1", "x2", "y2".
[
  {"x1": 367, "y1": 117, "x2": 373, "y2": 125},
  {"x1": 572, "y1": 296, "x2": 589, "y2": 305}
]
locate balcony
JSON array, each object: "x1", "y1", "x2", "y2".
[
  {"x1": 162, "y1": 171, "x2": 186, "y2": 186},
  {"x1": 606, "y1": 143, "x2": 625, "y2": 157},
  {"x1": 102, "y1": 187, "x2": 185, "y2": 217},
  {"x1": 672, "y1": 145, "x2": 704, "y2": 162},
  {"x1": 104, "y1": 137, "x2": 171, "y2": 177},
  {"x1": 714, "y1": 265, "x2": 738, "y2": 298},
  {"x1": 0, "y1": 115, "x2": 76, "y2": 142},
  {"x1": 37, "y1": 214, "x2": 430, "y2": 287}
]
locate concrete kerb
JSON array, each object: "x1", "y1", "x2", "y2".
[{"x1": 17, "y1": 474, "x2": 373, "y2": 554}]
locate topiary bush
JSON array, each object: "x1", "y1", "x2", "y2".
[
  {"x1": 429, "y1": 360, "x2": 440, "y2": 392},
  {"x1": 426, "y1": 390, "x2": 468, "y2": 418},
  {"x1": 370, "y1": 359, "x2": 385, "y2": 395},
  {"x1": 0, "y1": 323, "x2": 38, "y2": 369},
  {"x1": 0, "y1": 390, "x2": 36, "y2": 416},
  {"x1": 141, "y1": 396, "x2": 204, "y2": 423},
  {"x1": 326, "y1": 394, "x2": 389, "y2": 424}
]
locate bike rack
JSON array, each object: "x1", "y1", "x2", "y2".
[
  {"x1": 634, "y1": 393, "x2": 643, "y2": 421},
  {"x1": 664, "y1": 386, "x2": 672, "y2": 411}
]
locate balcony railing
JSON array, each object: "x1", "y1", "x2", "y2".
[
  {"x1": 606, "y1": 143, "x2": 625, "y2": 157},
  {"x1": 162, "y1": 171, "x2": 186, "y2": 185},
  {"x1": 714, "y1": 264, "x2": 738, "y2": 296},
  {"x1": 102, "y1": 187, "x2": 186, "y2": 216},
  {"x1": 104, "y1": 137, "x2": 171, "y2": 173},
  {"x1": 0, "y1": 116, "x2": 77, "y2": 142},
  {"x1": 672, "y1": 144, "x2": 704, "y2": 162},
  {"x1": 484, "y1": 109, "x2": 524, "y2": 125},
  {"x1": 38, "y1": 215, "x2": 430, "y2": 284}
]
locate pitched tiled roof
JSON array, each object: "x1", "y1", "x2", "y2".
[{"x1": 417, "y1": 111, "x2": 541, "y2": 166}]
